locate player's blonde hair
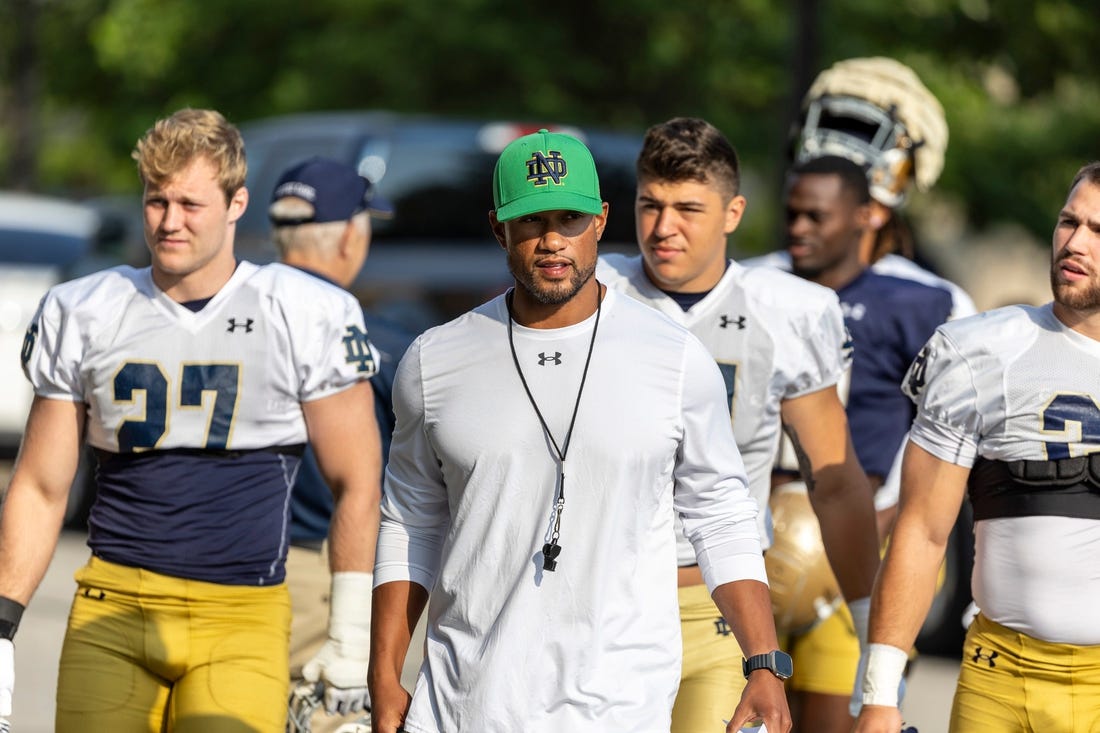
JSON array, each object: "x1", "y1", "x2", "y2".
[{"x1": 132, "y1": 108, "x2": 247, "y2": 204}]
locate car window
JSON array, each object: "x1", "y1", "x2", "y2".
[
  {"x1": 0, "y1": 230, "x2": 89, "y2": 267},
  {"x1": 239, "y1": 133, "x2": 362, "y2": 239},
  {"x1": 367, "y1": 137, "x2": 640, "y2": 245},
  {"x1": 369, "y1": 140, "x2": 497, "y2": 240},
  {"x1": 238, "y1": 116, "x2": 643, "y2": 250}
]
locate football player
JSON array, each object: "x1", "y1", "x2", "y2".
[
  {"x1": 744, "y1": 58, "x2": 977, "y2": 732},
  {"x1": 751, "y1": 56, "x2": 976, "y2": 322},
  {"x1": 598, "y1": 117, "x2": 880, "y2": 733},
  {"x1": 0, "y1": 108, "x2": 382, "y2": 731},
  {"x1": 855, "y1": 161, "x2": 1100, "y2": 732},
  {"x1": 776, "y1": 153, "x2": 954, "y2": 732}
]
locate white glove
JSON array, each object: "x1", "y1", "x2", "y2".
[
  {"x1": 302, "y1": 572, "x2": 373, "y2": 715},
  {"x1": 0, "y1": 638, "x2": 13, "y2": 717},
  {"x1": 334, "y1": 717, "x2": 372, "y2": 732}
]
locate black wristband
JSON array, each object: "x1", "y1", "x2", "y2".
[{"x1": 0, "y1": 596, "x2": 25, "y2": 641}]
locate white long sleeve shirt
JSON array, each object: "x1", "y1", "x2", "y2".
[{"x1": 375, "y1": 288, "x2": 765, "y2": 732}]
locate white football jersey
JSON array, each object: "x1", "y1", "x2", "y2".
[
  {"x1": 599, "y1": 254, "x2": 850, "y2": 554},
  {"x1": 904, "y1": 303, "x2": 1100, "y2": 643},
  {"x1": 23, "y1": 261, "x2": 377, "y2": 452},
  {"x1": 905, "y1": 303, "x2": 1100, "y2": 465}
]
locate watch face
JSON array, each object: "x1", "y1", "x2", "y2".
[
  {"x1": 772, "y1": 650, "x2": 794, "y2": 679},
  {"x1": 744, "y1": 651, "x2": 794, "y2": 680}
]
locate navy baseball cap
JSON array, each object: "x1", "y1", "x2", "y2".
[{"x1": 268, "y1": 156, "x2": 393, "y2": 225}]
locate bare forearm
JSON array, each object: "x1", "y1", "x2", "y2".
[
  {"x1": 0, "y1": 396, "x2": 83, "y2": 604},
  {"x1": 328, "y1": 486, "x2": 381, "y2": 573},
  {"x1": 0, "y1": 481, "x2": 66, "y2": 604},
  {"x1": 867, "y1": 516, "x2": 948, "y2": 650},
  {"x1": 712, "y1": 579, "x2": 780, "y2": 657},
  {"x1": 869, "y1": 443, "x2": 968, "y2": 650},
  {"x1": 369, "y1": 580, "x2": 427, "y2": 688},
  {"x1": 811, "y1": 470, "x2": 880, "y2": 602}
]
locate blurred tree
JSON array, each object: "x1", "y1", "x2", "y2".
[
  {"x1": 3, "y1": 0, "x2": 1100, "y2": 253},
  {"x1": 1, "y1": 0, "x2": 41, "y2": 190}
]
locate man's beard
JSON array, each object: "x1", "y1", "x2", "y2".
[
  {"x1": 1051, "y1": 257, "x2": 1100, "y2": 311},
  {"x1": 509, "y1": 255, "x2": 596, "y2": 305}
]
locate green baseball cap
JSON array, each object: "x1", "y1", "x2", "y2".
[{"x1": 492, "y1": 129, "x2": 603, "y2": 222}]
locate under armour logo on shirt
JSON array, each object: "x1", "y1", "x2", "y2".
[
  {"x1": 719, "y1": 315, "x2": 746, "y2": 330},
  {"x1": 538, "y1": 352, "x2": 562, "y2": 366},
  {"x1": 226, "y1": 318, "x2": 254, "y2": 333}
]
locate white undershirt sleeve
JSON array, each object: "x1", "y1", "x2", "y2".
[
  {"x1": 674, "y1": 336, "x2": 767, "y2": 591},
  {"x1": 374, "y1": 338, "x2": 449, "y2": 591}
]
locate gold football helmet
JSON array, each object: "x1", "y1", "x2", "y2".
[
  {"x1": 795, "y1": 56, "x2": 948, "y2": 208},
  {"x1": 766, "y1": 480, "x2": 842, "y2": 635}
]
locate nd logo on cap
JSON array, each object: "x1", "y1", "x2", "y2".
[
  {"x1": 526, "y1": 150, "x2": 568, "y2": 186},
  {"x1": 493, "y1": 129, "x2": 603, "y2": 222}
]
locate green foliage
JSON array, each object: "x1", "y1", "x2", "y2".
[{"x1": 4, "y1": 0, "x2": 1100, "y2": 250}]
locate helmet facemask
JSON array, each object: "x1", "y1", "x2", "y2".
[{"x1": 795, "y1": 95, "x2": 917, "y2": 208}]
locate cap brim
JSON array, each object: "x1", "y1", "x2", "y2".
[
  {"x1": 495, "y1": 192, "x2": 603, "y2": 222},
  {"x1": 365, "y1": 192, "x2": 395, "y2": 219}
]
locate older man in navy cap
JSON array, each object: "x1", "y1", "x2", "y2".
[{"x1": 273, "y1": 157, "x2": 415, "y2": 733}]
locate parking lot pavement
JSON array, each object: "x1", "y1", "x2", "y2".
[{"x1": 903, "y1": 653, "x2": 959, "y2": 733}]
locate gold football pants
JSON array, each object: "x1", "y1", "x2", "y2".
[
  {"x1": 951, "y1": 613, "x2": 1100, "y2": 733},
  {"x1": 56, "y1": 555, "x2": 290, "y2": 732},
  {"x1": 672, "y1": 583, "x2": 746, "y2": 733}
]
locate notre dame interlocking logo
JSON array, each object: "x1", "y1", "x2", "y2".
[
  {"x1": 20, "y1": 322, "x2": 38, "y2": 368},
  {"x1": 906, "y1": 344, "x2": 930, "y2": 397},
  {"x1": 342, "y1": 325, "x2": 377, "y2": 374},
  {"x1": 526, "y1": 151, "x2": 568, "y2": 186}
]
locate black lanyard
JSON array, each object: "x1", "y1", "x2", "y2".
[{"x1": 506, "y1": 284, "x2": 602, "y2": 571}]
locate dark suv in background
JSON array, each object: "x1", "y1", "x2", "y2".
[{"x1": 236, "y1": 111, "x2": 645, "y2": 331}]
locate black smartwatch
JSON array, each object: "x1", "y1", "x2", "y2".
[{"x1": 742, "y1": 650, "x2": 793, "y2": 680}]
